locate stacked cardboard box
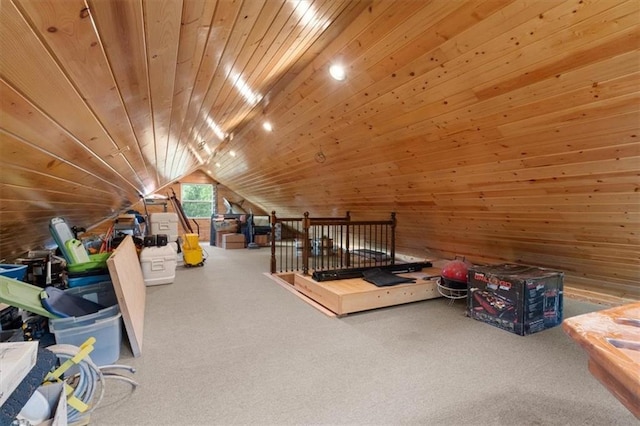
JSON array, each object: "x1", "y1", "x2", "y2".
[
  {"x1": 223, "y1": 233, "x2": 245, "y2": 250},
  {"x1": 216, "y1": 231, "x2": 233, "y2": 247}
]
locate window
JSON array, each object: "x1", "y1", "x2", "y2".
[{"x1": 181, "y1": 183, "x2": 216, "y2": 218}]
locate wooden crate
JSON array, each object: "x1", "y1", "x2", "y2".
[{"x1": 292, "y1": 267, "x2": 442, "y2": 316}]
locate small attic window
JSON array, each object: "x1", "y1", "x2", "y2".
[{"x1": 181, "y1": 183, "x2": 216, "y2": 218}]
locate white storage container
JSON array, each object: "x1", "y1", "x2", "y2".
[
  {"x1": 149, "y1": 212, "x2": 179, "y2": 243},
  {"x1": 140, "y1": 245, "x2": 176, "y2": 286}
]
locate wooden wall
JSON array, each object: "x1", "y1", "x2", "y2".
[{"x1": 208, "y1": 1, "x2": 640, "y2": 302}]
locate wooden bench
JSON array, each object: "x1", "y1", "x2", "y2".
[{"x1": 562, "y1": 302, "x2": 640, "y2": 419}]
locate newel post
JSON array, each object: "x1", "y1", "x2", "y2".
[
  {"x1": 390, "y1": 212, "x2": 396, "y2": 265},
  {"x1": 270, "y1": 210, "x2": 277, "y2": 273},
  {"x1": 303, "y1": 212, "x2": 310, "y2": 275},
  {"x1": 345, "y1": 211, "x2": 351, "y2": 267}
]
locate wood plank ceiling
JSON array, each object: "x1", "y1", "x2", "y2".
[{"x1": 1, "y1": 0, "x2": 639, "y2": 300}]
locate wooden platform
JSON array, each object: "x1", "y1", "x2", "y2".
[
  {"x1": 289, "y1": 267, "x2": 443, "y2": 316},
  {"x1": 563, "y1": 302, "x2": 640, "y2": 419}
]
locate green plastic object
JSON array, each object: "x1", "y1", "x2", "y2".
[
  {"x1": 67, "y1": 252, "x2": 111, "y2": 274},
  {"x1": 0, "y1": 276, "x2": 61, "y2": 319}
]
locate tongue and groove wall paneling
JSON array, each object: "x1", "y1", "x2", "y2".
[
  {"x1": 1, "y1": 2, "x2": 142, "y2": 260},
  {"x1": 209, "y1": 1, "x2": 640, "y2": 300},
  {"x1": 0, "y1": 2, "x2": 142, "y2": 196},
  {"x1": 203, "y1": 0, "x2": 332, "y2": 138},
  {"x1": 87, "y1": 0, "x2": 165, "y2": 190},
  {"x1": 143, "y1": 0, "x2": 182, "y2": 187},
  {"x1": 192, "y1": 0, "x2": 281, "y2": 141},
  {"x1": 165, "y1": 0, "x2": 215, "y2": 182},
  {"x1": 207, "y1": 1, "x2": 374, "y2": 212},
  {"x1": 169, "y1": 0, "x2": 242, "y2": 180},
  {"x1": 13, "y1": 0, "x2": 155, "y2": 193},
  {"x1": 222, "y1": 0, "x2": 420, "y2": 190},
  {"x1": 181, "y1": 0, "x2": 267, "y2": 168}
]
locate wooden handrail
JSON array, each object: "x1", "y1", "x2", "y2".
[{"x1": 270, "y1": 210, "x2": 396, "y2": 274}]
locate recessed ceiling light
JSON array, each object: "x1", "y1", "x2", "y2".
[
  {"x1": 229, "y1": 150, "x2": 236, "y2": 157},
  {"x1": 263, "y1": 121, "x2": 273, "y2": 132},
  {"x1": 216, "y1": 162, "x2": 221, "y2": 168},
  {"x1": 329, "y1": 64, "x2": 346, "y2": 81}
]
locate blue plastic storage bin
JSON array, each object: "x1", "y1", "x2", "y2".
[
  {"x1": 67, "y1": 274, "x2": 111, "y2": 288},
  {"x1": 0, "y1": 264, "x2": 28, "y2": 281}
]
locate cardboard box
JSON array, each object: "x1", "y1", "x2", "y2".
[
  {"x1": 223, "y1": 233, "x2": 245, "y2": 243},
  {"x1": 224, "y1": 242, "x2": 245, "y2": 250},
  {"x1": 223, "y1": 233, "x2": 245, "y2": 249},
  {"x1": 216, "y1": 231, "x2": 233, "y2": 247},
  {"x1": 254, "y1": 235, "x2": 269, "y2": 246},
  {"x1": 0, "y1": 341, "x2": 38, "y2": 406},
  {"x1": 467, "y1": 263, "x2": 563, "y2": 336}
]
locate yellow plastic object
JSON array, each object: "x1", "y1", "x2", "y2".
[
  {"x1": 183, "y1": 248, "x2": 203, "y2": 266},
  {"x1": 182, "y1": 233, "x2": 200, "y2": 249}
]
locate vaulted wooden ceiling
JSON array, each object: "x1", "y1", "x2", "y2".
[{"x1": 1, "y1": 0, "x2": 639, "y2": 301}]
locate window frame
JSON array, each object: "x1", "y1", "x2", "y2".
[{"x1": 180, "y1": 183, "x2": 216, "y2": 219}]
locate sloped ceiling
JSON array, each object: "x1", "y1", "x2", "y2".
[{"x1": 1, "y1": 0, "x2": 639, "y2": 300}]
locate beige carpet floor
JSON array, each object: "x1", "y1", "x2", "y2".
[{"x1": 89, "y1": 245, "x2": 637, "y2": 425}]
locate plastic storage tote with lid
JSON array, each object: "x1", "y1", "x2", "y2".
[{"x1": 48, "y1": 281, "x2": 122, "y2": 366}]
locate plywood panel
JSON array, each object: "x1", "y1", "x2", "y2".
[
  {"x1": 107, "y1": 235, "x2": 146, "y2": 357},
  {"x1": 293, "y1": 267, "x2": 442, "y2": 316}
]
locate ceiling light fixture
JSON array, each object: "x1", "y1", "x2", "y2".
[
  {"x1": 263, "y1": 121, "x2": 273, "y2": 132},
  {"x1": 329, "y1": 64, "x2": 346, "y2": 81},
  {"x1": 229, "y1": 150, "x2": 236, "y2": 157}
]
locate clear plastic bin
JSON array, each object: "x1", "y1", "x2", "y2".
[
  {"x1": 48, "y1": 281, "x2": 122, "y2": 365},
  {"x1": 49, "y1": 313, "x2": 122, "y2": 366}
]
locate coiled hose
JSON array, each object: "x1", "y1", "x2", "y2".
[{"x1": 45, "y1": 343, "x2": 138, "y2": 424}]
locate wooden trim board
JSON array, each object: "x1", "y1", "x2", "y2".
[
  {"x1": 291, "y1": 267, "x2": 443, "y2": 316},
  {"x1": 563, "y1": 302, "x2": 640, "y2": 419},
  {"x1": 107, "y1": 235, "x2": 146, "y2": 357},
  {"x1": 265, "y1": 273, "x2": 337, "y2": 317}
]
